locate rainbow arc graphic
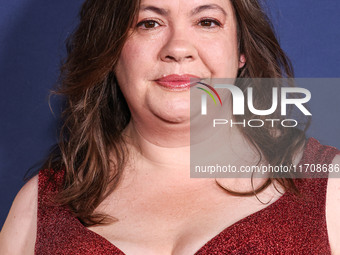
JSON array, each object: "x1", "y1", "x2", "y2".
[{"x1": 196, "y1": 81, "x2": 223, "y2": 106}]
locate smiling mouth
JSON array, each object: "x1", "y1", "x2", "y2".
[{"x1": 155, "y1": 74, "x2": 201, "y2": 91}]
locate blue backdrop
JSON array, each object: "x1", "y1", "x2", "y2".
[{"x1": 1, "y1": 0, "x2": 340, "y2": 228}]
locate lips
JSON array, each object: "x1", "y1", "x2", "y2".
[{"x1": 155, "y1": 74, "x2": 201, "y2": 91}]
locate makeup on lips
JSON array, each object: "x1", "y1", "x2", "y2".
[{"x1": 154, "y1": 74, "x2": 201, "y2": 91}]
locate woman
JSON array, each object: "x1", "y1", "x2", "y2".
[{"x1": 1, "y1": 0, "x2": 339, "y2": 254}]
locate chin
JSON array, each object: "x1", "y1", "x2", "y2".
[
  {"x1": 155, "y1": 110, "x2": 191, "y2": 124},
  {"x1": 147, "y1": 95, "x2": 190, "y2": 123}
]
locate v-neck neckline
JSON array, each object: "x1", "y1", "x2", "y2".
[
  {"x1": 72, "y1": 138, "x2": 315, "y2": 254},
  {"x1": 77, "y1": 190, "x2": 290, "y2": 254}
]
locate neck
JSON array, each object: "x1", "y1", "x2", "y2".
[
  {"x1": 122, "y1": 117, "x2": 256, "y2": 172},
  {"x1": 123, "y1": 121, "x2": 190, "y2": 168}
]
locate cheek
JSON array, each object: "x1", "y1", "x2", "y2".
[
  {"x1": 116, "y1": 40, "x2": 151, "y2": 93},
  {"x1": 197, "y1": 35, "x2": 239, "y2": 77},
  {"x1": 115, "y1": 44, "x2": 141, "y2": 105},
  {"x1": 115, "y1": 38, "x2": 160, "y2": 114},
  {"x1": 117, "y1": 35, "x2": 157, "y2": 72},
  {"x1": 117, "y1": 42, "x2": 141, "y2": 78}
]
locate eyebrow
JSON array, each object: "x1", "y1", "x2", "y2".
[
  {"x1": 139, "y1": 4, "x2": 227, "y2": 17},
  {"x1": 140, "y1": 5, "x2": 169, "y2": 16},
  {"x1": 191, "y1": 4, "x2": 227, "y2": 17}
]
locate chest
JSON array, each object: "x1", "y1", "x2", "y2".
[
  {"x1": 36, "y1": 178, "x2": 331, "y2": 255},
  {"x1": 87, "y1": 180, "x2": 284, "y2": 255}
]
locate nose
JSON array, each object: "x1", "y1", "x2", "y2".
[{"x1": 159, "y1": 28, "x2": 197, "y2": 63}]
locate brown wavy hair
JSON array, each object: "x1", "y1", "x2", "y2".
[{"x1": 43, "y1": 0, "x2": 309, "y2": 226}]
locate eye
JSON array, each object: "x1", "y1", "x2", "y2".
[
  {"x1": 137, "y1": 19, "x2": 161, "y2": 29},
  {"x1": 198, "y1": 18, "x2": 222, "y2": 28}
]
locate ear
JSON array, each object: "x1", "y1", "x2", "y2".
[{"x1": 238, "y1": 54, "x2": 246, "y2": 68}]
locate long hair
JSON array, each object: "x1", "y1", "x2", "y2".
[
  {"x1": 220, "y1": 0, "x2": 309, "y2": 196},
  {"x1": 43, "y1": 0, "x2": 308, "y2": 226}
]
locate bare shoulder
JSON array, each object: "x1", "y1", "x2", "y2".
[
  {"x1": 326, "y1": 154, "x2": 340, "y2": 254},
  {"x1": 0, "y1": 175, "x2": 38, "y2": 255}
]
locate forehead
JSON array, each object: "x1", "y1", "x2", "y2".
[{"x1": 138, "y1": 0, "x2": 233, "y2": 16}]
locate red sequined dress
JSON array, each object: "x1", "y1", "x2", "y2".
[{"x1": 35, "y1": 138, "x2": 339, "y2": 254}]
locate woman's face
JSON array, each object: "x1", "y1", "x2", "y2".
[{"x1": 115, "y1": 0, "x2": 244, "y2": 128}]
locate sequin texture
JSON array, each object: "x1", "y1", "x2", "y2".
[{"x1": 35, "y1": 138, "x2": 339, "y2": 254}]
